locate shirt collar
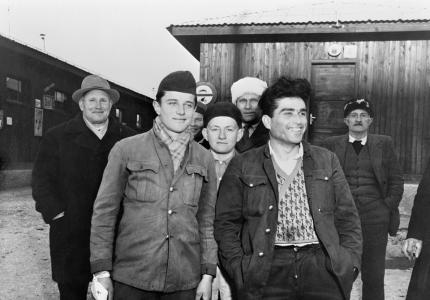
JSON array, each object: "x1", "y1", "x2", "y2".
[
  {"x1": 268, "y1": 141, "x2": 303, "y2": 161},
  {"x1": 211, "y1": 150, "x2": 236, "y2": 164},
  {"x1": 83, "y1": 117, "x2": 109, "y2": 140},
  {"x1": 348, "y1": 135, "x2": 367, "y2": 145}
]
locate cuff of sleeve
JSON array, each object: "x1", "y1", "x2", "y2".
[
  {"x1": 91, "y1": 259, "x2": 113, "y2": 274},
  {"x1": 201, "y1": 263, "x2": 217, "y2": 277}
]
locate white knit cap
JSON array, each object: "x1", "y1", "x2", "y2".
[{"x1": 230, "y1": 77, "x2": 268, "y2": 105}]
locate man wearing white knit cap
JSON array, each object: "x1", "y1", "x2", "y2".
[{"x1": 231, "y1": 77, "x2": 269, "y2": 153}]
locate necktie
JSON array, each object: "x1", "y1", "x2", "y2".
[
  {"x1": 352, "y1": 140, "x2": 363, "y2": 154},
  {"x1": 243, "y1": 125, "x2": 251, "y2": 140}
]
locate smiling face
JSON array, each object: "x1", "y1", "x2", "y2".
[
  {"x1": 344, "y1": 108, "x2": 373, "y2": 136},
  {"x1": 79, "y1": 89, "x2": 113, "y2": 125},
  {"x1": 235, "y1": 92, "x2": 262, "y2": 124},
  {"x1": 203, "y1": 116, "x2": 243, "y2": 155},
  {"x1": 190, "y1": 111, "x2": 204, "y2": 137},
  {"x1": 262, "y1": 97, "x2": 307, "y2": 147},
  {"x1": 153, "y1": 91, "x2": 195, "y2": 134}
]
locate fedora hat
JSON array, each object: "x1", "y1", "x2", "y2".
[{"x1": 72, "y1": 74, "x2": 120, "y2": 104}]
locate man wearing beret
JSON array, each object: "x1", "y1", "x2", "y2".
[
  {"x1": 322, "y1": 98, "x2": 404, "y2": 300},
  {"x1": 215, "y1": 77, "x2": 362, "y2": 300},
  {"x1": 231, "y1": 77, "x2": 269, "y2": 153},
  {"x1": 201, "y1": 102, "x2": 243, "y2": 299},
  {"x1": 90, "y1": 71, "x2": 218, "y2": 300},
  {"x1": 32, "y1": 74, "x2": 136, "y2": 299}
]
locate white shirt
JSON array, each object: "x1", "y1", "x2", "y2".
[
  {"x1": 268, "y1": 142, "x2": 304, "y2": 175},
  {"x1": 348, "y1": 135, "x2": 367, "y2": 145}
]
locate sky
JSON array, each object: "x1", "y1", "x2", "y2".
[{"x1": 0, "y1": 0, "x2": 427, "y2": 97}]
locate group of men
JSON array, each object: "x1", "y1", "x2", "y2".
[{"x1": 32, "y1": 70, "x2": 429, "y2": 300}]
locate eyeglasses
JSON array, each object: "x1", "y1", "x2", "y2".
[{"x1": 348, "y1": 113, "x2": 371, "y2": 119}]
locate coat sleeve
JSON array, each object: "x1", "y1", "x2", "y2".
[
  {"x1": 32, "y1": 129, "x2": 64, "y2": 224},
  {"x1": 383, "y1": 137, "x2": 404, "y2": 210},
  {"x1": 214, "y1": 157, "x2": 245, "y2": 284},
  {"x1": 331, "y1": 152, "x2": 363, "y2": 270},
  {"x1": 197, "y1": 158, "x2": 218, "y2": 276},
  {"x1": 90, "y1": 142, "x2": 128, "y2": 273},
  {"x1": 407, "y1": 161, "x2": 430, "y2": 240}
]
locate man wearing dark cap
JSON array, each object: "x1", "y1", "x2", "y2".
[
  {"x1": 323, "y1": 98, "x2": 404, "y2": 300},
  {"x1": 191, "y1": 101, "x2": 209, "y2": 148},
  {"x1": 32, "y1": 74, "x2": 136, "y2": 299},
  {"x1": 202, "y1": 102, "x2": 243, "y2": 299},
  {"x1": 215, "y1": 77, "x2": 362, "y2": 300},
  {"x1": 90, "y1": 71, "x2": 218, "y2": 300}
]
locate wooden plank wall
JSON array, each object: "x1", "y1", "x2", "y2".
[{"x1": 200, "y1": 40, "x2": 430, "y2": 176}]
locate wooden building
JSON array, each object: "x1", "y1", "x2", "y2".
[
  {"x1": 0, "y1": 34, "x2": 155, "y2": 176},
  {"x1": 168, "y1": 3, "x2": 430, "y2": 178}
]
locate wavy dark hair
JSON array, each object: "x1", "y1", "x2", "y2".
[{"x1": 259, "y1": 77, "x2": 312, "y2": 117}]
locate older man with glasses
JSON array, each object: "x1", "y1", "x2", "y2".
[{"x1": 322, "y1": 98, "x2": 404, "y2": 300}]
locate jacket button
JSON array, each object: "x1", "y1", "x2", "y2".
[
  {"x1": 265, "y1": 228, "x2": 271, "y2": 233},
  {"x1": 168, "y1": 209, "x2": 173, "y2": 215},
  {"x1": 249, "y1": 183, "x2": 254, "y2": 187},
  {"x1": 258, "y1": 252, "x2": 264, "y2": 257},
  {"x1": 268, "y1": 205, "x2": 274, "y2": 210},
  {"x1": 169, "y1": 187, "x2": 174, "y2": 192},
  {"x1": 294, "y1": 274, "x2": 298, "y2": 279},
  {"x1": 324, "y1": 176, "x2": 328, "y2": 180},
  {"x1": 165, "y1": 234, "x2": 170, "y2": 239}
]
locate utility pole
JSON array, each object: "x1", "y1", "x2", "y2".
[{"x1": 40, "y1": 33, "x2": 46, "y2": 51}]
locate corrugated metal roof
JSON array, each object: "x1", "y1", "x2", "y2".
[{"x1": 176, "y1": 2, "x2": 430, "y2": 26}]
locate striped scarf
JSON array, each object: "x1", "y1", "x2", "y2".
[{"x1": 153, "y1": 116, "x2": 192, "y2": 172}]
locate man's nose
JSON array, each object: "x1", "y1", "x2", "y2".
[
  {"x1": 245, "y1": 100, "x2": 251, "y2": 109},
  {"x1": 177, "y1": 105, "x2": 185, "y2": 115},
  {"x1": 219, "y1": 129, "x2": 226, "y2": 139}
]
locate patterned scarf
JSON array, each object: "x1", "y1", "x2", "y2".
[{"x1": 153, "y1": 116, "x2": 192, "y2": 172}]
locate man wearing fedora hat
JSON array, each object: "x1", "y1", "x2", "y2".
[
  {"x1": 90, "y1": 71, "x2": 217, "y2": 300},
  {"x1": 32, "y1": 74, "x2": 136, "y2": 299}
]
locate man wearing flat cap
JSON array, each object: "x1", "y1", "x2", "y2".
[
  {"x1": 322, "y1": 98, "x2": 404, "y2": 300},
  {"x1": 32, "y1": 74, "x2": 136, "y2": 299},
  {"x1": 231, "y1": 77, "x2": 269, "y2": 153},
  {"x1": 192, "y1": 101, "x2": 210, "y2": 149},
  {"x1": 90, "y1": 70, "x2": 218, "y2": 299}
]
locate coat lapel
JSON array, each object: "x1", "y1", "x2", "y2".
[
  {"x1": 262, "y1": 145, "x2": 279, "y2": 202},
  {"x1": 367, "y1": 134, "x2": 384, "y2": 187},
  {"x1": 334, "y1": 135, "x2": 349, "y2": 168}
]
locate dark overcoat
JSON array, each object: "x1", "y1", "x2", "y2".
[
  {"x1": 406, "y1": 161, "x2": 430, "y2": 299},
  {"x1": 215, "y1": 142, "x2": 362, "y2": 300},
  {"x1": 235, "y1": 121, "x2": 269, "y2": 153},
  {"x1": 32, "y1": 113, "x2": 135, "y2": 283}
]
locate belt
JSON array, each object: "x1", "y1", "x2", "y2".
[{"x1": 274, "y1": 243, "x2": 320, "y2": 252}]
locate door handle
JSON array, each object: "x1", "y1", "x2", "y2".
[{"x1": 310, "y1": 113, "x2": 317, "y2": 125}]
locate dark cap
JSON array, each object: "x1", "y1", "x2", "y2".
[
  {"x1": 157, "y1": 71, "x2": 196, "y2": 95},
  {"x1": 344, "y1": 98, "x2": 374, "y2": 117},
  {"x1": 195, "y1": 101, "x2": 207, "y2": 115},
  {"x1": 204, "y1": 102, "x2": 242, "y2": 128}
]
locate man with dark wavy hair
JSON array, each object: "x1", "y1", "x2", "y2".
[{"x1": 215, "y1": 76, "x2": 362, "y2": 300}]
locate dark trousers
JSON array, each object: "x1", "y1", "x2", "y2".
[
  {"x1": 113, "y1": 281, "x2": 197, "y2": 300},
  {"x1": 361, "y1": 222, "x2": 389, "y2": 300},
  {"x1": 261, "y1": 245, "x2": 343, "y2": 300},
  {"x1": 57, "y1": 280, "x2": 89, "y2": 300}
]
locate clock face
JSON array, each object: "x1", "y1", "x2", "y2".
[
  {"x1": 196, "y1": 82, "x2": 217, "y2": 105},
  {"x1": 328, "y1": 44, "x2": 342, "y2": 57}
]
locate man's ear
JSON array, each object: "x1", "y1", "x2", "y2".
[
  {"x1": 78, "y1": 99, "x2": 84, "y2": 112},
  {"x1": 236, "y1": 128, "x2": 244, "y2": 142},
  {"x1": 152, "y1": 100, "x2": 161, "y2": 115},
  {"x1": 202, "y1": 128, "x2": 208, "y2": 141},
  {"x1": 261, "y1": 115, "x2": 271, "y2": 130}
]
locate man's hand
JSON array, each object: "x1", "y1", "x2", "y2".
[
  {"x1": 97, "y1": 277, "x2": 114, "y2": 300},
  {"x1": 402, "y1": 238, "x2": 423, "y2": 260},
  {"x1": 195, "y1": 274, "x2": 213, "y2": 300}
]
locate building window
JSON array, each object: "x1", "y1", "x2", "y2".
[
  {"x1": 136, "y1": 113, "x2": 142, "y2": 128},
  {"x1": 6, "y1": 77, "x2": 22, "y2": 102},
  {"x1": 54, "y1": 91, "x2": 67, "y2": 103},
  {"x1": 115, "y1": 108, "x2": 123, "y2": 123}
]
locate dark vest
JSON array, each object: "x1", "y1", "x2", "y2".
[{"x1": 343, "y1": 143, "x2": 389, "y2": 224}]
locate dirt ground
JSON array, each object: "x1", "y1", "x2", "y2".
[{"x1": 0, "y1": 185, "x2": 418, "y2": 299}]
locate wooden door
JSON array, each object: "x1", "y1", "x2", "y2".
[{"x1": 309, "y1": 61, "x2": 357, "y2": 145}]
